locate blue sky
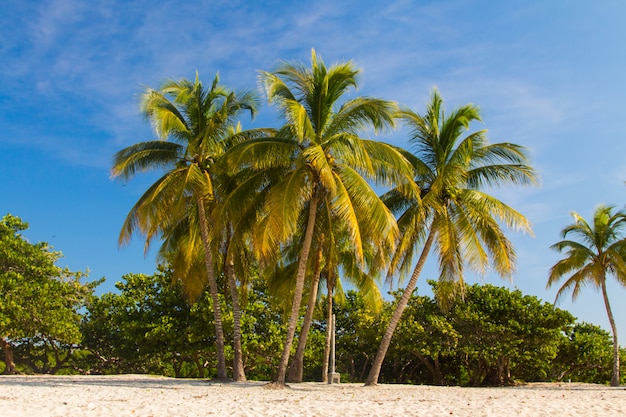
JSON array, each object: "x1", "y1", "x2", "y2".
[{"x1": 2, "y1": 1, "x2": 626, "y2": 339}]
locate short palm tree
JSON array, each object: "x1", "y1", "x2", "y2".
[
  {"x1": 548, "y1": 205, "x2": 626, "y2": 386},
  {"x1": 112, "y1": 73, "x2": 261, "y2": 380},
  {"x1": 224, "y1": 50, "x2": 413, "y2": 384},
  {"x1": 365, "y1": 89, "x2": 537, "y2": 385}
]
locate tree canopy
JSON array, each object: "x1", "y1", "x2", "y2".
[{"x1": 0, "y1": 214, "x2": 98, "y2": 374}]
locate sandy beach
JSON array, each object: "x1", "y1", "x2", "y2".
[{"x1": 0, "y1": 375, "x2": 624, "y2": 417}]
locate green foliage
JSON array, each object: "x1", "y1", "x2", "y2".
[
  {"x1": 387, "y1": 291, "x2": 459, "y2": 385},
  {"x1": 238, "y1": 281, "x2": 288, "y2": 380},
  {"x1": 0, "y1": 213, "x2": 97, "y2": 374},
  {"x1": 552, "y1": 322, "x2": 617, "y2": 383},
  {"x1": 333, "y1": 292, "x2": 389, "y2": 382},
  {"x1": 337, "y1": 284, "x2": 590, "y2": 386},
  {"x1": 81, "y1": 267, "x2": 215, "y2": 377},
  {"x1": 446, "y1": 283, "x2": 574, "y2": 386},
  {"x1": 81, "y1": 267, "x2": 290, "y2": 380}
]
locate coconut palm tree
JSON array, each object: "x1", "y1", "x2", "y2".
[
  {"x1": 548, "y1": 205, "x2": 626, "y2": 386},
  {"x1": 112, "y1": 73, "x2": 262, "y2": 380},
  {"x1": 365, "y1": 89, "x2": 537, "y2": 385},
  {"x1": 223, "y1": 50, "x2": 413, "y2": 385}
]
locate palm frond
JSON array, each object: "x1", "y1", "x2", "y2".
[{"x1": 111, "y1": 141, "x2": 183, "y2": 180}]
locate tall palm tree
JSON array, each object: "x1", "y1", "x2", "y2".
[
  {"x1": 365, "y1": 89, "x2": 537, "y2": 385},
  {"x1": 111, "y1": 73, "x2": 261, "y2": 380},
  {"x1": 223, "y1": 50, "x2": 413, "y2": 385},
  {"x1": 548, "y1": 205, "x2": 626, "y2": 386}
]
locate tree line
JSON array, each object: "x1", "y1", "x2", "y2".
[
  {"x1": 0, "y1": 244, "x2": 622, "y2": 385},
  {"x1": 2, "y1": 49, "x2": 625, "y2": 386}
]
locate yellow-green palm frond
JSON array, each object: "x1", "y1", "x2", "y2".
[
  {"x1": 467, "y1": 141, "x2": 538, "y2": 188},
  {"x1": 222, "y1": 138, "x2": 298, "y2": 173},
  {"x1": 310, "y1": 50, "x2": 358, "y2": 113},
  {"x1": 326, "y1": 133, "x2": 374, "y2": 175},
  {"x1": 382, "y1": 189, "x2": 429, "y2": 282},
  {"x1": 328, "y1": 97, "x2": 397, "y2": 137},
  {"x1": 332, "y1": 165, "x2": 398, "y2": 255},
  {"x1": 282, "y1": 99, "x2": 315, "y2": 144},
  {"x1": 551, "y1": 264, "x2": 597, "y2": 303},
  {"x1": 253, "y1": 166, "x2": 311, "y2": 257},
  {"x1": 111, "y1": 141, "x2": 183, "y2": 181},
  {"x1": 467, "y1": 189, "x2": 533, "y2": 234},
  {"x1": 157, "y1": 210, "x2": 209, "y2": 301},
  {"x1": 433, "y1": 209, "x2": 464, "y2": 286},
  {"x1": 263, "y1": 49, "x2": 362, "y2": 137},
  {"x1": 221, "y1": 127, "x2": 276, "y2": 150},
  {"x1": 118, "y1": 169, "x2": 191, "y2": 250},
  {"x1": 302, "y1": 144, "x2": 335, "y2": 194},
  {"x1": 140, "y1": 88, "x2": 190, "y2": 142},
  {"x1": 548, "y1": 205, "x2": 626, "y2": 304},
  {"x1": 359, "y1": 139, "x2": 416, "y2": 188},
  {"x1": 258, "y1": 70, "x2": 297, "y2": 107}
]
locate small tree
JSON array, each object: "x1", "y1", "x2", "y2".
[{"x1": 548, "y1": 205, "x2": 626, "y2": 386}]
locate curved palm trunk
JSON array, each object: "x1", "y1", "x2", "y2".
[
  {"x1": 600, "y1": 279, "x2": 620, "y2": 386},
  {"x1": 226, "y1": 255, "x2": 246, "y2": 381},
  {"x1": 274, "y1": 189, "x2": 321, "y2": 385},
  {"x1": 365, "y1": 226, "x2": 436, "y2": 386},
  {"x1": 197, "y1": 196, "x2": 228, "y2": 380},
  {"x1": 287, "y1": 240, "x2": 323, "y2": 382},
  {"x1": 322, "y1": 275, "x2": 335, "y2": 382}
]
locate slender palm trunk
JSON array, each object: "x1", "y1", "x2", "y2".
[
  {"x1": 226, "y1": 254, "x2": 246, "y2": 381},
  {"x1": 197, "y1": 196, "x2": 228, "y2": 380},
  {"x1": 0, "y1": 337, "x2": 17, "y2": 375},
  {"x1": 275, "y1": 188, "x2": 321, "y2": 384},
  {"x1": 322, "y1": 275, "x2": 335, "y2": 382},
  {"x1": 365, "y1": 226, "x2": 436, "y2": 386},
  {"x1": 600, "y1": 279, "x2": 620, "y2": 386},
  {"x1": 287, "y1": 240, "x2": 323, "y2": 382}
]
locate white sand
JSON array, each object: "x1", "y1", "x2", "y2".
[{"x1": 0, "y1": 374, "x2": 624, "y2": 417}]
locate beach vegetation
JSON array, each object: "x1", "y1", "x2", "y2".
[{"x1": 0, "y1": 214, "x2": 98, "y2": 375}]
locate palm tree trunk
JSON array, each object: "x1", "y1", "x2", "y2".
[
  {"x1": 0, "y1": 337, "x2": 17, "y2": 375},
  {"x1": 600, "y1": 279, "x2": 620, "y2": 386},
  {"x1": 322, "y1": 274, "x2": 335, "y2": 382},
  {"x1": 275, "y1": 188, "x2": 321, "y2": 384},
  {"x1": 226, "y1": 254, "x2": 246, "y2": 381},
  {"x1": 197, "y1": 196, "x2": 228, "y2": 380},
  {"x1": 287, "y1": 239, "x2": 323, "y2": 382},
  {"x1": 365, "y1": 225, "x2": 435, "y2": 386}
]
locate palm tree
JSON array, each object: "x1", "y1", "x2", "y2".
[
  {"x1": 548, "y1": 205, "x2": 626, "y2": 386},
  {"x1": 223, "y1": 50, "x2": 413, "y2": 385},
  {"x1": 111, "y1": 73, "x2": 261, "y2": 380},
  {"x1": 365, "y1": 89, "x2": 537, "y2": 385}
]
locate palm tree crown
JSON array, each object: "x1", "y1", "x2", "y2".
[{"x1": 392, "y1": 89, "x2": 536, "y2": 286}]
